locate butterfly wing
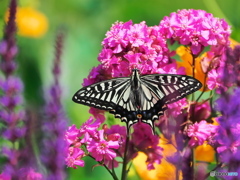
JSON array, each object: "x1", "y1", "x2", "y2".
[
  {"x1": 72, "y1": 77, "x2": 142, "y2": 130},
  {"x1": 72, "y1": 77, "x2": 131, "y2": 110},
  {"x1": 139, "y1": 74, "x2": 202, "y2": 128},
  {"x1": 73, "y1": 72, "x2": 202, "y2": 133}
]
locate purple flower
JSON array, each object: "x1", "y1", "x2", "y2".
[
  {"x1": 0, "y1": 1, "x2": 35, "y2": 178},
  {"x1": 212, "y1": 46, "x2": 240, "y2": 174},
  {"x1": 40, "y1": 32, "x2": 68, "y2": 180},
  {"x1": 187, "y1": 120, "x2": 217, "y2": 147},
  {"x1": 18, "y1": 168, "x2": 43, "y2": 180},
  {"x1": 215, "y1": 88, "x2": 240, "y2": 163}
]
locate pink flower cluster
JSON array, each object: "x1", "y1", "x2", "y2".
[
  {"x1": 159, "y1": 9, "x2": 231, "y2": 91},
  {"x1": 64, "y1": 117, "x2": 121, "y2": 169},
  {"x1": 187, "y1": 120, "x2": 217, "y2": 147},
  {"x1": 65, "y1": 117, "x2": 163, "y2": 170},
  {"x1": 83, "y1": 20, "x2": 180, "y2": 87},
  {"x1": 160, "y1": 9, "x2": 231, "y2": 55},
  {"x1": 99, "y1": 20, "x2": 174, "y2": 77}
]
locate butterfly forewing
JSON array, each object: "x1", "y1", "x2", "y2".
[
  {"x1": 141, "y1": 74, "x2": 202, "y2": 104},
  {"x1": 72, "y1": 77, "x2": 130, "y2": 110}
]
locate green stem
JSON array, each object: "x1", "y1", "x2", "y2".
[
  {"x1": 192, "y1": 148, "x2": 195, "y2": 179},
  {"x1": 88, "y1": 155, "x2": 119, "y2": 180},
  {"x1": 196, "y1": 72, "x2": 208, "y2": 103},
  {"x1": 190, "y1": 54, "x2": 197, "y2": 123},
  {"x1": 121, "y1": 129, "x2": 130, "y2": 180}
]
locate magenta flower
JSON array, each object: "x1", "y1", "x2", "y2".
[
  {"x1": 87, "y1": 130, "x2": 119, "y2": 163},
  {"x1": 79, "y1": 116, "x2": 101, "y2": 140},
  {"x1": 187, "y1": 120, "x2": 217, "y2": 147},
  {"x1": 132, "y1": 123, "x2": 163, "y2": 170},
  {"x1": 166, "y1": 98, "x2": 188, "y2": 117},
  {"x1": 65, "y1": 148, "x2": 85, "y2": 169},
  {"x1": 159, "y1": 9, "x2": 230, "y2": 55},
  {"x1": 145, "y1": 147, "x2": 163, "y2": 170},
  {"x1": 89, "y1": 107, "x2": 106, "y2": 123},
  {"x1": 188, "y1": 101, "x2": 211, "y2": 123},
  {"x1": 105, "y1": 125, "x2": 127, "y2": 155},
  {"x1": 65, "y1": 125, "x2": 80, "y2": 146},
  {"x1": 0, "y1": 172, "x2": 11, "y2": 180},
  {"x1": 92, "y1": 20, "x2": 175, "y2": 81},
  {"x1": 83, "y1": 64, "x2": 110, "y2": 87},
  {"x1": 207, "y1": 69, "x2": 223, "y2": 90}
]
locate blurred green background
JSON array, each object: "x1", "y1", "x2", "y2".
[{"x1": 0, "y1": 0, "x2": 240, "y2": 179}]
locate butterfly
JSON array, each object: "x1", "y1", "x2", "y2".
[{"x1": 72, "y1": 68, "x2": 202, "y2": 132}]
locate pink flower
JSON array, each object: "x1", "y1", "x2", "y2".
[
  {"x1": 0, "y1": 172, "x2": 11, "y2": 180},
  {"x1": 89, "y1": 107, "x2": 105, "y2": 123},
  {"x1": 105, "y1": 125, "x2": 127, "y2": 155},
  {"x1": 132, "y1": 123, "x2": 159, "y2": 147},
  {"x1": 187, "y1": 120, "x2": 217, "y2": 147},
  {"x1": 65, "y1": 125, "x2": 80, "y2": 146},
  {"x1": 207, "y1": 69, "x2": 220, "y2": 90},
  {"x1": 189, "y1": 101, "x2": 211, "y2": 122},
  {"x1": 159, "y1": 9, "x2": 230, "y2": 55},
  {"x1": 65, "y1": 147, "x2": 85, "y2": 169},
  {"x1": 82, "y1": 64, "x2": 110, "y2": 86},
  {"x1": 79, "y1": 117, "x2": 101, "y2": 140},
  {"x1": 132, "y1": 123, "x2": 163, "y2": 170},
  {"x1": 87, "y1": 130, "x2": 119, "y2": 164},
  {"x1": 166, "y1": 98, "x2": 188, "y2": 117},
  {"x1": 98, "y1": 20, "x2": 174, "y2": 78}
]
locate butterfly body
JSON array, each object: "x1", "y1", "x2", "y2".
[{"x1": 73, "y1": 68, "x2": 202, "y2": 131}]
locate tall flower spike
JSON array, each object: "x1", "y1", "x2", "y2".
[
  {"x1": 0, "y1": 0, "x2": 17, "y2": 76},
  {"x1": 0, "y1": 0, "x2": 27, "y2": 178},
  {"x1": 0, "y1": 0, "x2": 43, "y2": 178},
  {"x1": 214, "y1": 47, "x2": 240, "y2": 176},
  {"x1": 40, "y1": 31, "x2": 68, "y2": 180}
]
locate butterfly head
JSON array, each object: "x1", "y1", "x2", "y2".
[{"x1": 131, "y1": 68, "x2": 140, "y2": 75}]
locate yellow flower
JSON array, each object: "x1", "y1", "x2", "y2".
[
  {"x1": 195, "y1": 143, "x2": 215, "y2": 162},
  {"x1": 133, "y1": 135, "x2": 182, "y2": 180},
  {"x1": 230, "y1": 38, "x2": 240, "y2": 48},
  {"x1": 176, "y1": 46, "x2": 207, "y2": 92},
  {"x1": 6, "y1": 7, "x2": 48, "y2": 38}
]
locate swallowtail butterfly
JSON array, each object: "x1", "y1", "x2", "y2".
[{"x1": 72, "y1": 68, "x2": 202, "y2": 132}]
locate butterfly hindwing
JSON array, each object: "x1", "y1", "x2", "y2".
[{"x1": 138, "y1": 74, "x2": 202, "y2": 129}]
